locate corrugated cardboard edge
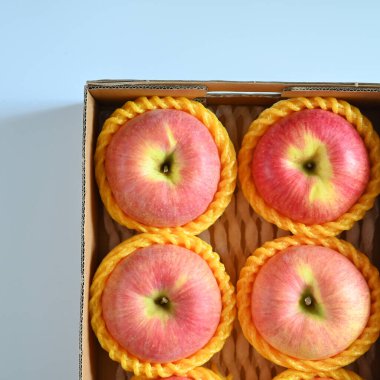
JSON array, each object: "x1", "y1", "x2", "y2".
[{"x1": 80, "y1": 86, "x2": 88, "y2": 380}]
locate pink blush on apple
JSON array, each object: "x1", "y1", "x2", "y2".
[
  {"x1": 101, "y1": 244, "x2": 222, "y2": 363},
  {"x1": 105, "y1": 109, "x2": 221, "y2": 227},
  {"x1": 251, "y1": 245, "x2": 370, "y2": 360},
  {"x1": 251, "y1": 109, "x2": 370, "y2": 225}
]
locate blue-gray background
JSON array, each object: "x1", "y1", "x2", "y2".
[{"x1": 1, "y1": 0, "x2": 379, "y2": 378}]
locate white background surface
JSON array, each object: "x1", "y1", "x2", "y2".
[{"x1": 1, "y1": 1, "x2": 380, "y2": 379}]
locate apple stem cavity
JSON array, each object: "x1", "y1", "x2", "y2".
[
  {"x1": 159, "y1": 152, "x2": 175, "y2": 176},
  {"x1": 154, "y1": 295, "x2": 171, "y2": 310},
  {"x1": 302, "y1": 160, "x2": 316, "y2": 174},
  {"x1": 299, "y1": 287, "x2": 324, "y2": 318},
  {"x1": 161, "y1": 162, "x2": 170, "y2": 174}
]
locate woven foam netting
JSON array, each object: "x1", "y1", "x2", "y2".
[
  {"x1": 130, "y1": 364, "x2": 233, "y2": 380},
  {"x1": 238, "y1": 96, "x2": 380, "y2": 238},
  {"x1": 90, "y1": 232, "x2": 236, "y2": 378},
  {"x1": 95, "y1": 96, "x2": 237, "y2": 235},
  {"x1": 237, "y1": 235, "x2": 380, "y2": 372},
  {"x1": 272, "y1": 368, "x2": 363, "y2": 380}
]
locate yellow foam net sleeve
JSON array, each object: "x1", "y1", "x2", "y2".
[
  {"x1": 272, "y1": 368, "x2": 363, "y2": 380},
  {"x1": 95, "y1": 96, "x2": 237, "y2": 235},
  {"x1": 131, "y1": 364, "x2": 233, "y2": 380},
  {"x1": 238, "y1": 97, "x2": 380, "y2": 238},
  {"x1": 237, "y1": 235, "x2": 380, "y2": 372},
  {"x1": 89, "y1": 232, "x2": 236, "y2": 378}
]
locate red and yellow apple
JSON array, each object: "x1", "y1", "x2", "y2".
[
  {"x1": 102, "y1": 244, "x2": 222, "y2": 363},
  {"x1": 251, "y1": 109, "x2": 370, "y2": 224},
  {"x1": 105, "y1": 109, "x2": 220, "y2": 227},
  {"x1": 251, "y1": 245, "x2": 370, "y2": 360}
]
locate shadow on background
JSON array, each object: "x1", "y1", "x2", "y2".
[{"x1": 0, "y1": 104, "x2": 83, "y2": 380}]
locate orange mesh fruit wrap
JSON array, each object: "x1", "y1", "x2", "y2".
[
  {"x1": 90, "y1": 232, "x2": 236, "y2": 378},
  {"x1": 237, "y1": 235, "x2": 380, "y2": 372},
  {"x1": 131, "y1": 364, "x2": 232, "y2": 379},
  {"x1": 238, "y1": 97, "x2": 380, "y2": 238},
  {"x1": 273, "y1": 368, "x2": 363, "y2": 380},
  {"x1": 95, "y1": 96, "x2": 237, "y2": 235}
]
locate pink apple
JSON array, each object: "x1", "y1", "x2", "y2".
[
  {"x1": 102, "y1": 244, "x2": 222, "y2": 363},
  {"x1": 251, "y1": 109, "x2": 370, "y2": 224},
  {"x1": 105, "y1": 109, "x2": 220, "y2": 227},
  {"x1": 251, "y1": 245, "x2": 370, "y2": 360}
]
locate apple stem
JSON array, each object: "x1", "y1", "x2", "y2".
[
  {"x1": 154, "y1": 295, "x2": 170, "y2": 309},
  {"x1": 160, "y1": 152, "x2": 175, "y2": 175},
  {"x1": 159, "y1": 296, "x2": 169, "y2": 305},
  {"x1": 303, "y1": 160, "x2": 316, "y2": 173},
  {"x1": 304, "y1": 296, "x2": 313, "y2": 306}
]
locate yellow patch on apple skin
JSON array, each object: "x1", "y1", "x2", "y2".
[
  {"x1": 297, "y1": 263, "x2": 315, "y2": 285},
  {"x1": 173, "y1": 275, "x2": 187, "y2": 290},
  {"x1": 309, "y1": 180, "x2": 335, "y2": 203},
  {"x1": 287, "y1": 133, "x2": 336, "y2": 204},
  {"x1": 164, "y1": 124, "x2": 177, "y2": 151},
  {"x1": 140, "y1": 146, "x2": 166, "y2": 173}
]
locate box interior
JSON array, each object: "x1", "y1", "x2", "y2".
[{"x1": 81, "y1": 81, "x2": 380, "y2": 380}]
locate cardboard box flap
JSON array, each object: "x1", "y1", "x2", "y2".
[
  {"x1": 86, "y1": 81, "x2": 208, "y2": 102},
  {"x1": 86, "y1": 80, "x2": 380, "y2": 104},
  {"x1": 283, "y1": 85, "x2": 380, "y2": 101}
]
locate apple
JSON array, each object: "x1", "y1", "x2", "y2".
[
  {"x1": 105, "y1": 109, "x2": 221, "y2": 227},
  {"x1": 101, "y1": 243, "x2": 222, "y2": 363},
  {"x1": 251, "y1": 245, "x2": 370, "y2": 360},
  {"x1": 251, "y1": 109, "x2": 370, "y2": 225}
]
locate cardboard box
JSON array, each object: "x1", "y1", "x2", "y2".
[{"x1": 80, "y1": 80, "x2": 380, "y2": 380}]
